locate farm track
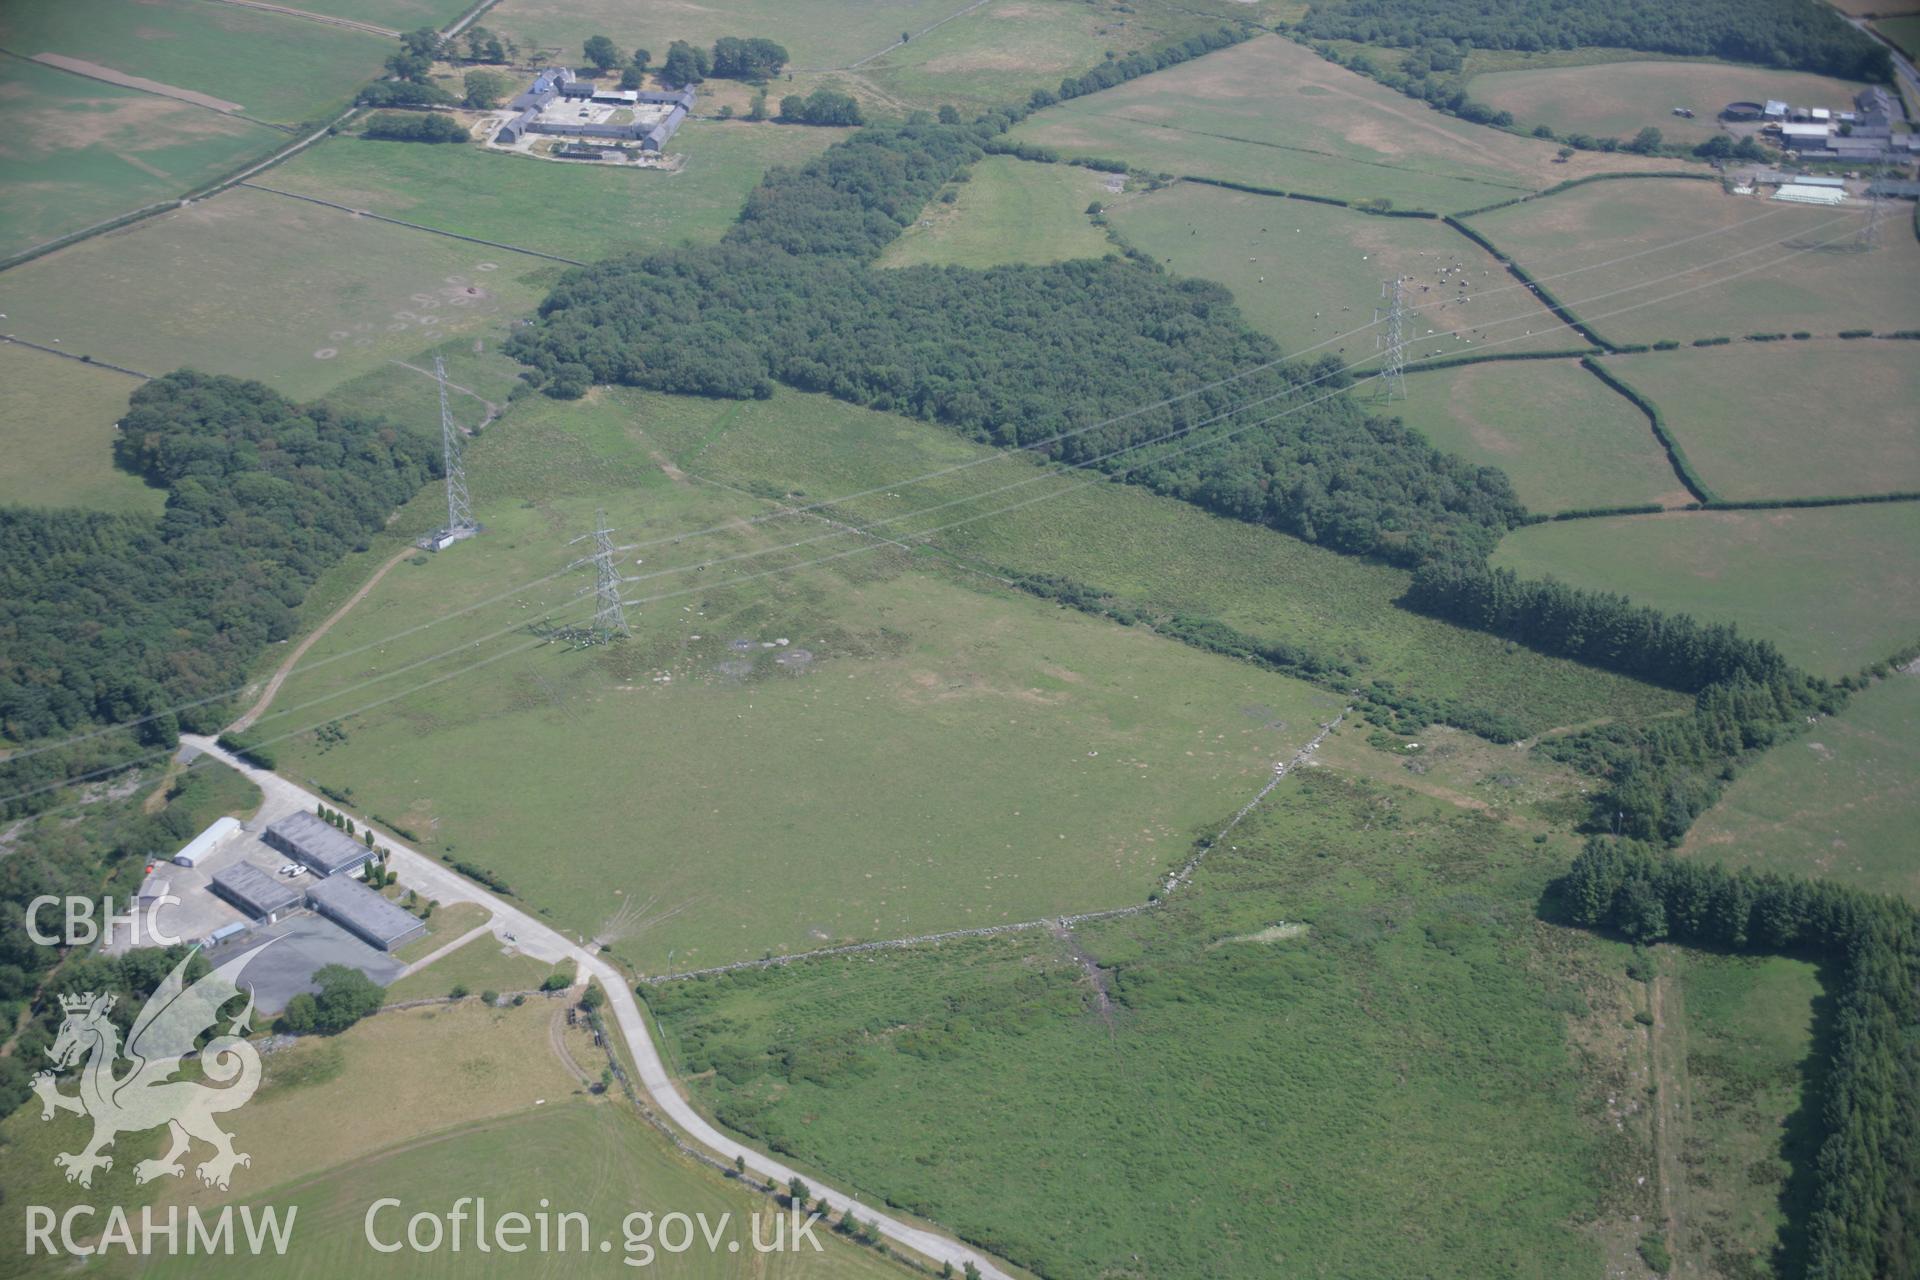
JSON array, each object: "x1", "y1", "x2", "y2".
[
  {"x1": 200, "y1": 0, "x2": 399, "y2": 38},
  {"x1": 229, "y1": 545, "x2": 416, "y2": 732}
]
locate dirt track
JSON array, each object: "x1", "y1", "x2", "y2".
[
  {"x1": 229, "y1": 546, "x2": 415, "y2": 732},
  {"x1": 200, "y1": 0, "x2": 398, "y2": 37},
  {"x1": 32, "y1": 54, "x2": 244, "y2": 112}
]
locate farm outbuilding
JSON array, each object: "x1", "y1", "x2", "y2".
[
  {"x1": 172, "y1": 815, "x2": 242, "y2": 868},
  {"x1": 211, "y1": 862, "x2": 302, "y2": 920},
  {"x1": 304, "y1": 875, "x2": 426, "y2": 951},
  {"x1": 262, "y1": 811, "x2": 376, "y2": 878},
  {"x1": 1773, "y1": 183, "x2": 1848, "y2": 206}
]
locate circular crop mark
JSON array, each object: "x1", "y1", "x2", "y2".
[{"x1": 314, "y1": 347, "x2": 338, "y2": 360}]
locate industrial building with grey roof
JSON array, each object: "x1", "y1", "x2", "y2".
[
  {"x1": 305, "y1": 875, "x2": 427, "y2": 951},
  {"x1": 211, "y1": 863, "x2": 303, "y2": 920},
  {"x1": 263, "y1": 811, "x2": 376, "y2": 878}
]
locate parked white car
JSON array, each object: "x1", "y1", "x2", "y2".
[{"x1": 279, "y1": 863, "x2": 308, "y2": 878}]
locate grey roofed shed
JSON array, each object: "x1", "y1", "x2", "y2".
[
  {"x1": 262, "y1": 811, "x2": 375, "y2": 878},
  {"x1": 211, "y1": 863, "x2": 302, "y2": 919},
  {"x1": 304, "y1": 875, "x2": 426, "y2": 951}
]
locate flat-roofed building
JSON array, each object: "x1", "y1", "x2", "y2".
[
  {"x1": 211, "y1": 863, "x2": 303, "y2": 920},
  {"x1": 262, "y1": 811, "x2": 375, "y2": 878},
  {"x1": 305, "y1": 876, "x2": 426, "y2": 951}
]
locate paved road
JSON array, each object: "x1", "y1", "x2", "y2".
[{"x1": 181, "y1": 735, "x2": 1016, "y2": 1280}]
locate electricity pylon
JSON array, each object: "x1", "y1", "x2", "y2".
[
  {"x1": 437, "y1": 356, "x2": 477, "y2": 537},
  {"x1": 567, "y1": 509, "x2": 633, "y2": 640},
  {"x1": 1374, "y1": 276, "x2": 1408, "y2": 402}
]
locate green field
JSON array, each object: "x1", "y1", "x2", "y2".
[
  {"x1": 1603, "y1": 344, "x2": 1920, "y2": 501},
  {"x1": 1467, "y1": 179, "x2": 1920, "y2": 346},
  {"x1": 266, "y1": 124, "x2": 852, "y2": 263},
  {"x1": 1389, "y1": 359, "x2": 1687, "y2": 513},
  {"x1": 0, "y1": 186, "x2": 556, "y2": 400},
  {"x1": 138, "y1": 1104, "x2": 911, "y2": 1279},
  {"x1": 1874, "y1": 15, "x2": 1920, "y2": 59},
  {"x1": 1492, "y1": 505, "x2": 1920, "y2": 677},
  {"x1": 7, "y1": 1000, "x2": 904, "y2": 1279},
  {"x1": 838, "y1": 0, "x2": 1182, "y2": 116},
  {"x1": 1106, "y1": 180, "x2": 1570, "y2": 358},
  {"x1": 1009, "y1": 34, "x2": 1699, "y2": 214},
  {"x1": 647, "y1": 769, "x2": 1646, "y2": 1279},
  {"x1": 1467, "y1": 60, "x2": 1872, "y2": 148},
  {"x1": 0, "y1": 342, "x2": 162, "y2": 512},
  {"x1": 1661, "y1": 950, "x2": 1828, "y2": 1279},
  {"x1": 385, "y1": 933, "x2": 561, "y2": 1003},
  {"x1": 290, "y1": 0, "x2": 472, "y2": 29},
  {"x1": 637, "y1": 387, "x2": 1688, "y2": 736},
  {"x1": 258, "y1": 391, "x2": 1345, "y2": 972},
  {"x1": 0, "y1": 0, "x2": 392, "y2": 126},
  {"x1": 487, "y1": 0, "x2": 973, "y2": 73},
  {"x1": 1683, "y1": 673, "x2": 1920, "y2": 904},
  {"x1": 877, "y1": 155, "x2": 1113, "y2": 269},
  {"x1": 0, "y1": 58, "x2": 283, "y2": 258}
]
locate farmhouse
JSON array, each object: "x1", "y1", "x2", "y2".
[
  {"x1": 304, "y1": 875, "x2": 426, "y2": 951},
  {"x1": 494, "y1": 67, "x2": 693, "y2": 152},
  {"x1": 171, "y1": 815, "x2": 242, "y2": 868},
  {"x1": 262, "y1": 810, "x2": 377, "y2": 878},
  {"x1": 210, "y1": 862, "x2": 302, "y2": 921}
]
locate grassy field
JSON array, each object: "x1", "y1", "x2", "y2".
[
  {"x1": 877, "y1": 155, "x2": 1113, "y2": 269},
  {"x1": 289, "y1": 0, "x2": 473, "y2": 29},
  {"x1": 1659, "y1": 950, "x2": 1829, "y2": 1280},
  {"x1": 1877, "y1": 15, "x2": 1920, "y2": 58},
  {"x1": 646, "y1": 768, "x2": 1650, "y2": 1279},
  {"x1": 1106, "y1": 180, "x2": 1572, "y2": 359},
  {"x1": 1467, "y1": 61, "x2": 1873, "y2": 148},
  {"x1": 837, "y1": 0, "x2": 1179, "y2": 116},
  {"x1": 0, "y1": 342, "x2": 163, "y2": 513},
  {"x1": 1492, "y1": 505, "x2": 1920, "y2": 677},
  {"x1": 637, "y1": 387, "x2": 1688, "y2": 736},
  {"x1": 0, "y1": 186, "x2": 556, "y2": 400},
  {"x1": 384, "y1": 933, "x2": 563, "y2": 1002},
  {"x1": 0, "y1": 1000, "x2": 585, "y2": 1268},
  {"x1": 1009, "y1": 34, "x2": 1698, "y2": 214},
  {"x1": 8, "y1": 998, "x2": 904, "y2": 1279},
  {"x1": 136, "y1": 1103, "x2": 912, "y2": 1279},
  {"x1": 1389, "y1": 359, "x2": 1687, "y2": 513},
  {"x1": 0, "y1": 0, "x2": 391, "y2": 126},
  {"x1": 1467, "y1": 179, "x2": 1920, "y2": 346},
  {"x1": 1682, "y1": 673, "x2": 1920, "y2": 905},
  {"x1": 1601, "y1": 344, "x2": 1920, "y2": 501},
  {"x1": 256, "y1": 390, "x2": 1346, "y2": 972},
  {"x1": 488, "y1": 0, "x2": 974, "y2": 73},
  {"x1": 0, "y1": 58, "x2": 284, "y2": 258},
  {"x1": 265, "y1": 124, "x2": 851, "y2": 263}
]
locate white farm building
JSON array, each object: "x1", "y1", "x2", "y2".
[{"x1": 172, "y1": 816, "x2": 242, "y2": 868}]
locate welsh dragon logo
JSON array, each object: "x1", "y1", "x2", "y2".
[{"x1": 34, "y1": 947, "x2": 266, "y2": 1190}]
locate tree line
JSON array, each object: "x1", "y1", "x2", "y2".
[
  {"x1": 0, "y1": 371, "x2": 436, "y2": 814},
  {"x1": 1561, "y1": 841, "x2": 1918, "y2": 1280},
  {"x1": 1297, "y1": 0, "x2": 1890, "y2": 82}
]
